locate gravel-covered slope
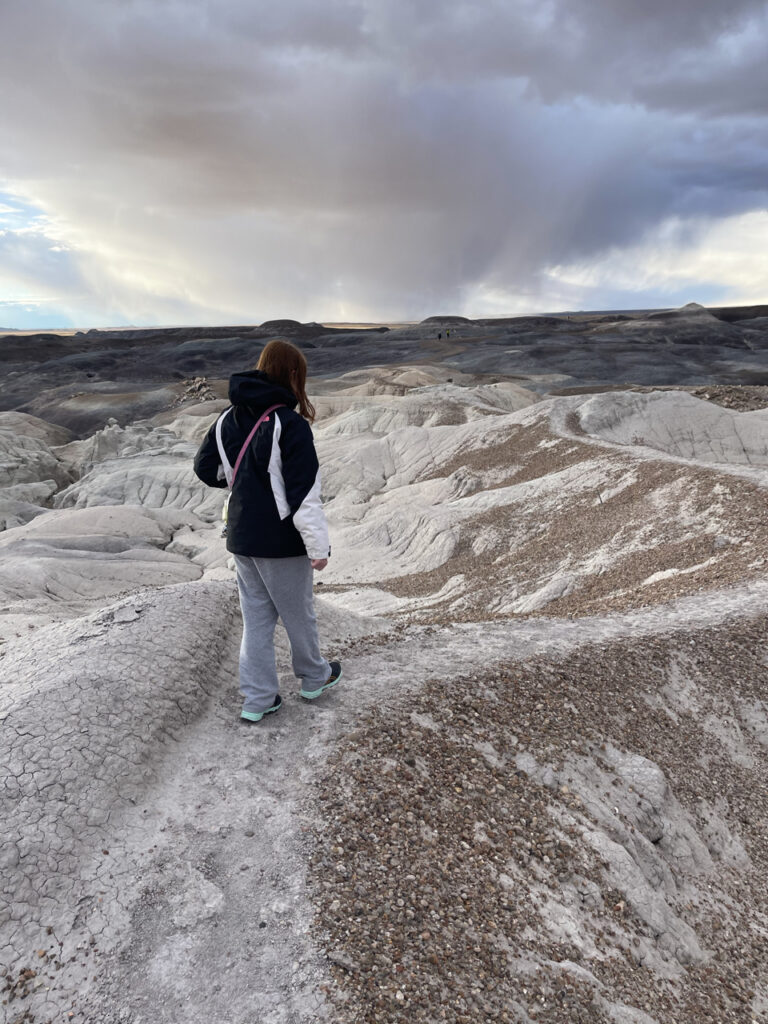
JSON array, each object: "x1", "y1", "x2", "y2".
[{"x1": 307, "y1": 616, "x2": 768, "y2": 1024}]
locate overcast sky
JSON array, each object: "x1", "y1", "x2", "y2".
[{"x1": 1, "y1": 0, "x2": 767, "y2": 328}]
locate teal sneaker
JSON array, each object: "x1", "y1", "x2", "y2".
[
  {"x1": 240, "y1": 694, "x2": 282, "y2": 723},
  {"x1": 300, "y1": 662, "x2": 342, "y2": 700}
]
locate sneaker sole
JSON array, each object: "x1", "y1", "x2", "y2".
[
  {"x1": 240, "y1": 701, "x2": 282, "y2": 723},
  {"x1": 300, "y1": 670, "x2": 342, "y2": 701}
]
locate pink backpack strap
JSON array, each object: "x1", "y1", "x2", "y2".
[{"x1": 229, "y1": 404, "x2": 285, "y2": 488}]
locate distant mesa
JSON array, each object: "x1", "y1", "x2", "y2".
[
  {"x1": 421, "y1": 315, "x2": 474, "y2": 325},
  {"x1": 648, "y1": 302, "x2": 768, "y2": 324},
  {"x1": 72, "y1": 326, "x2": 266, "y2": 344},
  {"x1": 474, "y1": 315, "x2": 566, "y2": 329},
  {"x1": 259, "y1": 319, "x2": 304, "y2": 332},
  {"x1": 648, "y1": 302, "x2": 716, "y2": 321},
  {"x1": 258, "y1": 318, "x2": 377, "y2": 339}
]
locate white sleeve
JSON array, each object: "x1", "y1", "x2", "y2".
[{"x1": 293, "y1": 471, "x2": 331, "y2": 559}]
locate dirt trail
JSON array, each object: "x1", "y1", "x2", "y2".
[{"x1": 59, "y1": 578, "x2": 768, "y2": 1023}]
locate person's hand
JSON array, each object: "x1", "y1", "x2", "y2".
[{"x1": 311, "y1": 558, "x2": 328, "y2": 571}]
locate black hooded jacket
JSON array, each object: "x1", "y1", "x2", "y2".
[{"x1": 193, "y1": 371, "x2": 330, "y2": 559}]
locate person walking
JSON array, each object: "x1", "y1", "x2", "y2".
[{"x1": 193, "y1": 339, "x2": 341, "y2": 723}]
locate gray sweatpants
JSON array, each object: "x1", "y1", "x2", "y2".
[{"x1": 234, "y1": 554, "x2": 330, "y2": 714}]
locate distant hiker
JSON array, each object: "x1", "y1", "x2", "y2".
[
  {"x1": 446, "y1": 329, "x2": 450, "y2": 338},
  {"x1": 193, "y1": 339, "x2": 341, "y2": 723},
  {"x1": 438, "y1": 332, "x2": 442, "y2": 340}
]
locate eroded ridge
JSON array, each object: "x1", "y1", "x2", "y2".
[
  {"x1": 308, "y1": 614, "x2": 768, "y2": 1024},
  {"x1": 319, "y1": 391, "x2": 768, "y2": 622}
]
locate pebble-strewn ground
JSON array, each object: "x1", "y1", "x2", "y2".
[
  {"x1": 306, "y1": 616, "x2": 768, "y2": 1024},
  {"x1": 688, "y1": 385, "x2": 768, "y2": 412}
]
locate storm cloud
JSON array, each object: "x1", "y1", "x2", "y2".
[{"x1": 0, "y1": 0, "x2": 766, "y2": 326}]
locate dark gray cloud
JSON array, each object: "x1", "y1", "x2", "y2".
[{"x1": 0, "y1": 0, "x2": 766, "y2": 325}]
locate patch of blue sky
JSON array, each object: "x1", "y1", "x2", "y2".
[
  {"x1": 0, "y1": 196, "x2": 95, "y2": 329},
  {"x1": 0, "y1": 301, "x2": 77, "y2": 331},
  {"x1": 556, "y1": 281, "x2": 734, "y2": 315},
  {"x1": 0, "y1": 189, "x2": 50, "y2": 233}
]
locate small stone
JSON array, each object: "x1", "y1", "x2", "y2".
[{"x1": 328, "y1": 951, "x2": 357, "y2": 972}]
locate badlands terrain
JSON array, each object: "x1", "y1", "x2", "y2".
[{"x1": 1, "y1": 303, "x2": 767, "y2": 1024}]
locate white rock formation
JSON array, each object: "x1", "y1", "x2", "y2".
[
  {"x1": 576, "y1": 390, "x2": 768, "y2": 467},
  {"x1": 0, "y1": 505, "x2": 203, "y2": 639}
]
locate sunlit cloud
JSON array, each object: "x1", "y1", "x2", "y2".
[{"x1": 545, "y1": 211, "x2": 768, "y2": 306}]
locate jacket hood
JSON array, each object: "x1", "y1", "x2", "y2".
[{"x1": 228, "y1": 370, "x2": 298, "y2": 412}]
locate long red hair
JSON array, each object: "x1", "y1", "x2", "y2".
[{"x1": 256, "y1": 339, "x2": 316, "y2": 422}]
